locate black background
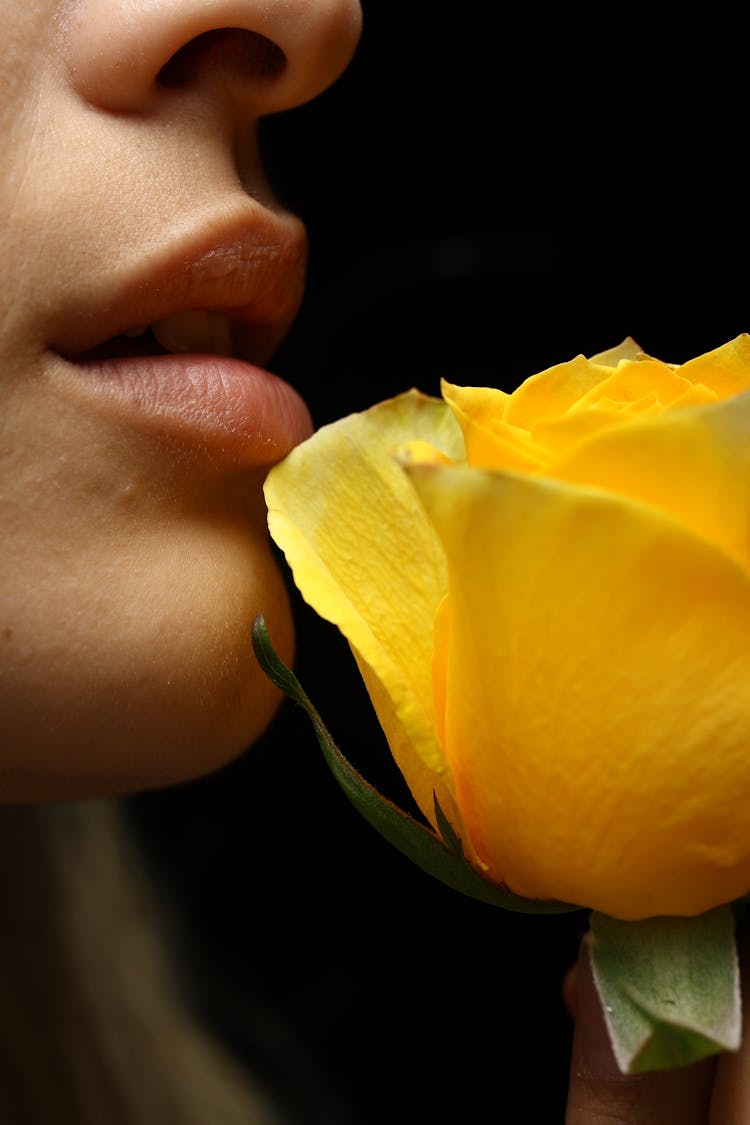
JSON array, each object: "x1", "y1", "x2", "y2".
[{"x1": 128, "y1": 5, "x2": 749, "y2": 1123}]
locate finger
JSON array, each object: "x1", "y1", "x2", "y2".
[
  {"x1": 562, "y1": 963, "x2": 578, "y2": 1020},
  {"x1": 708, "y1": 919, "x2": 750, "y2": 1123},
  {"x1": 565, "y1": 936, "x2": 716, "y2": 1125}
]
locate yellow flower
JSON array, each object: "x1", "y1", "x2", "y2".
[{"x1": 265, "y1": 335, "x2": 750, "y2": 920}]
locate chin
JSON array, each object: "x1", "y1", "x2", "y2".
[{"x1": 0, "y1": 532, "x2": 296, "y2": 804}]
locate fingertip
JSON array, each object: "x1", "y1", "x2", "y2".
[
  {"x1": 562, "y1": 962, "x2": 578, "y2": 1020},
  {"x1": 569, "y1": 938, "x2": 624, "y2": 1083}
]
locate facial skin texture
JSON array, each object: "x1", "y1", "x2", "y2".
[{"x1": 0, "y1": 0, "x2": 361, "y2": 799}]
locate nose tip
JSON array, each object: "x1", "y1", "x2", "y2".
[{"x1": 68, "y1": 0, "x2": 362, "y2": 115}]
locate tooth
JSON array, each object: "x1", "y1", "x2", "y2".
[
  {"x1": 124, "y1": 324, "x2": 149, "y2": 337},
  {"x1": 152, "y1": 311, "x2": 233, "y2": 356}
]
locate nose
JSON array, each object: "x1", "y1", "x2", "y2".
[{"x1": 67, "y1": 0, "x2": 362, "y2": 115}]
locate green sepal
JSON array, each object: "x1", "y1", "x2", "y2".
[
  {"x1": 589, "y1": 906, "x2": 742, "y2": 1073},
  {"x1": 432, "y1": 793, "x2": 464, "y2": 858},
  {"x1": 252, "y1": 615, "x2": 577, "y2": 915}
]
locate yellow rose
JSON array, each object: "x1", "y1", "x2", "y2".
[{"x1": 265, "y1": 335, "x2": 750, "y2": 921}]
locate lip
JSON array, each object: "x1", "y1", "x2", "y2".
[
  {"x1": 57, "y1": 351, "x2": 314, "y2": 465},
  {"x1": 49, "y1": 205, "x2": 314, "y2": 465}
]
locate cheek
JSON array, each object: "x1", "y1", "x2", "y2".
[{"x1": 0, "y1": 401, "x2": 294, "y2": 800}]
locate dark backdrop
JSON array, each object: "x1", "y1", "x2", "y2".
[{"x1": 128, "y1": 6, "x2": 748, "y2": 1123}]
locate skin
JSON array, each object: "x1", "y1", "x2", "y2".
[{"x1": 0, "y1": 0, "x2": 361, "y2": 799}]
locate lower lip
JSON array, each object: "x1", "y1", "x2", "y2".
[{"x1": 58, "y1": 352, "x2": 313, "y2": 465}]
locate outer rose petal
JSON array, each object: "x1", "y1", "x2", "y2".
[
  {"x1": 264, "y1": 390, "x2": 465, "y2": 828},
  {"x1": 407, "y1": 462, "x2": 750, "y2": 920},
  {"x1": 552, "y1": 391, "x2": 750, "y2": 573}
]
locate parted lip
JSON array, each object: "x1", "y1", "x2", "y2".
[{"x1": 51, "y1": 204, "x2": 308, "y2": 368}]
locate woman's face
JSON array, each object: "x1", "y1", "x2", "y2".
[{"x1": 0, "y1": 0, "x2": 361, "y2": 799}]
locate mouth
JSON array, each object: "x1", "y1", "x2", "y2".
[
  {"x1": 51, "y1": 210, "x2": 313, "y2": 464},
  {"x1": 75, "y1": 310, "x2": 254, "y2": 363},
  {"x1": 54, "y1": 204, "x2": 309, "y2": 366}
]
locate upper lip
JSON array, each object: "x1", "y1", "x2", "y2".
[{"x1": 52, "y1": 204, "x2": 308, "y2": 368}]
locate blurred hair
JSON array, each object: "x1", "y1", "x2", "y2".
[{"x1": 0, "y1": 800, "x2": 281, "y2": 1125}]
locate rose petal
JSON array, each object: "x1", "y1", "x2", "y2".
[
  {"x1": 552, "y1": 390, "x2": 750, "y2": 573},
  {"x1": 441, "y1": 381, "x2": 549, "y2": 472},
  {"x1": 570, "y1": 358, "x2": 697, "y2": 412},
  {"x1": 501, "y1": 353, "x2": 640, "y2": 429},
  {"x1": 407, "y1": 461, "x2": 750, "y2": 919},
  {"x1": 264, "y1": 390, "x2": 464, "y2": 826},
  {"x1": 679, "y1": 334, "x2": 750, "y2": 400},
  {"x1": 588, "y1": 337, "x2": 643, "y2": 366}
]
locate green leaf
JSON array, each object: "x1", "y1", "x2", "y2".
[
  {"x1": 589, "y1": 906, "x2": 741, "y2": 1074},
  {"x1": 252, "y1": 615, "x2": 577, "y2": 915}
]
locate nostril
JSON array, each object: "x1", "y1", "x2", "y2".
[{"x1": 157, "y1": 28, "x2": 287, "y2": 89}]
